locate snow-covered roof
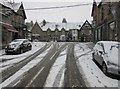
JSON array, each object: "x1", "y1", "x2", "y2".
[
  {"x1": 0, "y1": 0, "x2": 21, "y2": 12},
  {"x1": 39, "y1": 22, "x2": 83, "y2": 31},
  {"x1": 11, "y1": 3, "x2": 21, "y2": 12},
  {"x1": 98, "y1": 41, "x2": 120, "y2": 44}
]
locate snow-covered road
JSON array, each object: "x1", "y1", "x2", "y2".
[
  {"x1": 44, "y1": 47, "x2": 67, "y2": 87},
  {"x1": 0, "y1": 42, "x2": 119, "y2": 88},
  {"x1": 0, "y1": 42, "x2": 46, "y2": 71},
  {"x1": 45, "y1": 42, "x2": 119, "y2": 88},
  {"x1": 1, "y1": 42, "x2": 52, "y2": 87}
]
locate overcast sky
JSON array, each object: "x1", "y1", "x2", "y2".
[{"x1": 10, "y1": 0, "x2": 94, "y2": 23}]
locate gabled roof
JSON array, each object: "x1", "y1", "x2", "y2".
[
  {"x1": 32, "y1": 21, "x2": 42, "y2": 31},
  {"x1": 12, "y1": 3, "x2": 21, "y2": 12},
  {"x1": 91, "y1": 0, "x2": 97, "y2": 16},
  {"x1": 39, "y1": 22, "x2": 82, "y2": 31},
  {"x1": 80, "y1": 20, "x2": 92, "y2": 31},
  {"x1": 0, "y1": 0, "x2": 21, "y2": 12},
  {"x1": 91, "y1": 0, "x2": 103, "y2": 16},
  {"x1": 17, "y1": 3, "x2": 27, "y2": 19},
  {"x1": 0, "y1": 0, "x2": 26, "y2": 19}
]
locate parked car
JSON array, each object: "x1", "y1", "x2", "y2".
[
  {"x1": 5, "y1": 39, "x2": 32, "y2": 54},
  {"x1": 92, "y1": 41, "x2": 120, "y2": 75}
]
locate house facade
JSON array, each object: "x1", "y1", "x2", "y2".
[
  {"x1": 31, "y1": 20, "x2": 93, "y2": 42},
  {"x1": 91, "y1": 0, "x2": 120, "y2": 42},
  {"x1": 11, "y1": 2, "x2": 27, "y2": 39},
  {"x1": 31, "y1": 20, "x2": 81, "y2": 42},
  {"x1": 79, "y1": 20, "x2": 93, "y2": 42},
  {"x1": 0, "y1": 0, "x2": 27, "y2": 48}
]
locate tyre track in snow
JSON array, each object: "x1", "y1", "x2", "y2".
[
  {"x1": 64, "y1": 43, "x2": 87, "y2": 88},
  {"x1": 75, "y1": 43, "x2": 93, "y2": 60},
  {"x1": 1, "y1": 43, "x2": 51, "y2": 83},
  {"x1": 52, "y1": 65, "x2": 65, "y2": 87},
  {"x1": 13, "y1": 42, "x2": 68, "y2": 87},
  {"x1": 44, "y1": 46, "x2": 67, "y2": 87}
]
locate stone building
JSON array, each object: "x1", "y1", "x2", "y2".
[
  {"x1": 91, "y1": 0, "x2": 120, "y2": 42},
  {"x1": 31, "y1": 20, "x2": 93, "y2": 42},
  {"x1": 0, "y1": 0, "x2": 27, "y2": 47},
  {"x1": 79, "y1": 20, "x2": 93, "y2": 42},
  {"x1": 31, "y1": 20, "x2": 81, "y2": 42}
]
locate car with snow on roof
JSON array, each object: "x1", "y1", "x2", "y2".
[
  {"x1": 92, "y1": 41, "x2": 120, "y2": 76},
  {"x1": 5, "y1": 39, "x2": 32, "y2": 54}
]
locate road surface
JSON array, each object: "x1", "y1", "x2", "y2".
[
  {"x1": 64, "y1": 43, "x2": 87, "y2": 88},
  {"x1": 1, "y1": 42, "x2": 94, "y2": 88}
]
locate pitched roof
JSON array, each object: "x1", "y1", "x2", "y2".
[
  {"x1": 0, "y1": 0, "x2": 22, "y2": 12},
  {"x1": 11, "y1": 3, "x2": 21, "y2": 12},
  {"x1": 80, "y1": 20, "x2": 92, "y2": 31},
  {"x1": 17, "y1": 3, "x2": 27, "y2": 19},
  {"x1": 91, "y1": 0, "x2": 97, "y2": 16},
  {"x1": 91, "y1": 0, "x2": 103, "y2": 16},
  {"x1": 39, "y1": 22, "x2": 83, "y2": 31},
  {"x1": 0, "y1": 0, "x2": 27, "y2": 19}
]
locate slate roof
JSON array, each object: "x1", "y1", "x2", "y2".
[
  {"x1": 39, "y1": 22, "x2": 83, "y2": 31},
  {"x1": 0, "y1": 0, "x2": 21, "y2": 12}
]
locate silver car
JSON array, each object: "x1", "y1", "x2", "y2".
[
  {"x1": 5, "y1": 39, "x2": 32, "y2": 54},
  {"x1": 92, "y1": 41, "x2": 120, "y2": 75}
]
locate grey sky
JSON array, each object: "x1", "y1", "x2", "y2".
[{"x1": 11, "y1": 0, "x2": 94, "y2": 23}]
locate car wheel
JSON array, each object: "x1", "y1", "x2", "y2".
[{"x1": 102, "y1": 62, "x2": 108, "y2": 75}]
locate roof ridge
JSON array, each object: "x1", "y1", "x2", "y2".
[{"x1": 0, "y1": 0, "x2": 21, "y2": 12}]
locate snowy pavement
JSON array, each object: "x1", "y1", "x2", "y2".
[{"x1": 74, "y1": 43, "x2": 119, "y2": 88}]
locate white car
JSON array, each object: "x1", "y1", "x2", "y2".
[{"x1": 92, "y1": 41, "x2": 120, "y2": 75}]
